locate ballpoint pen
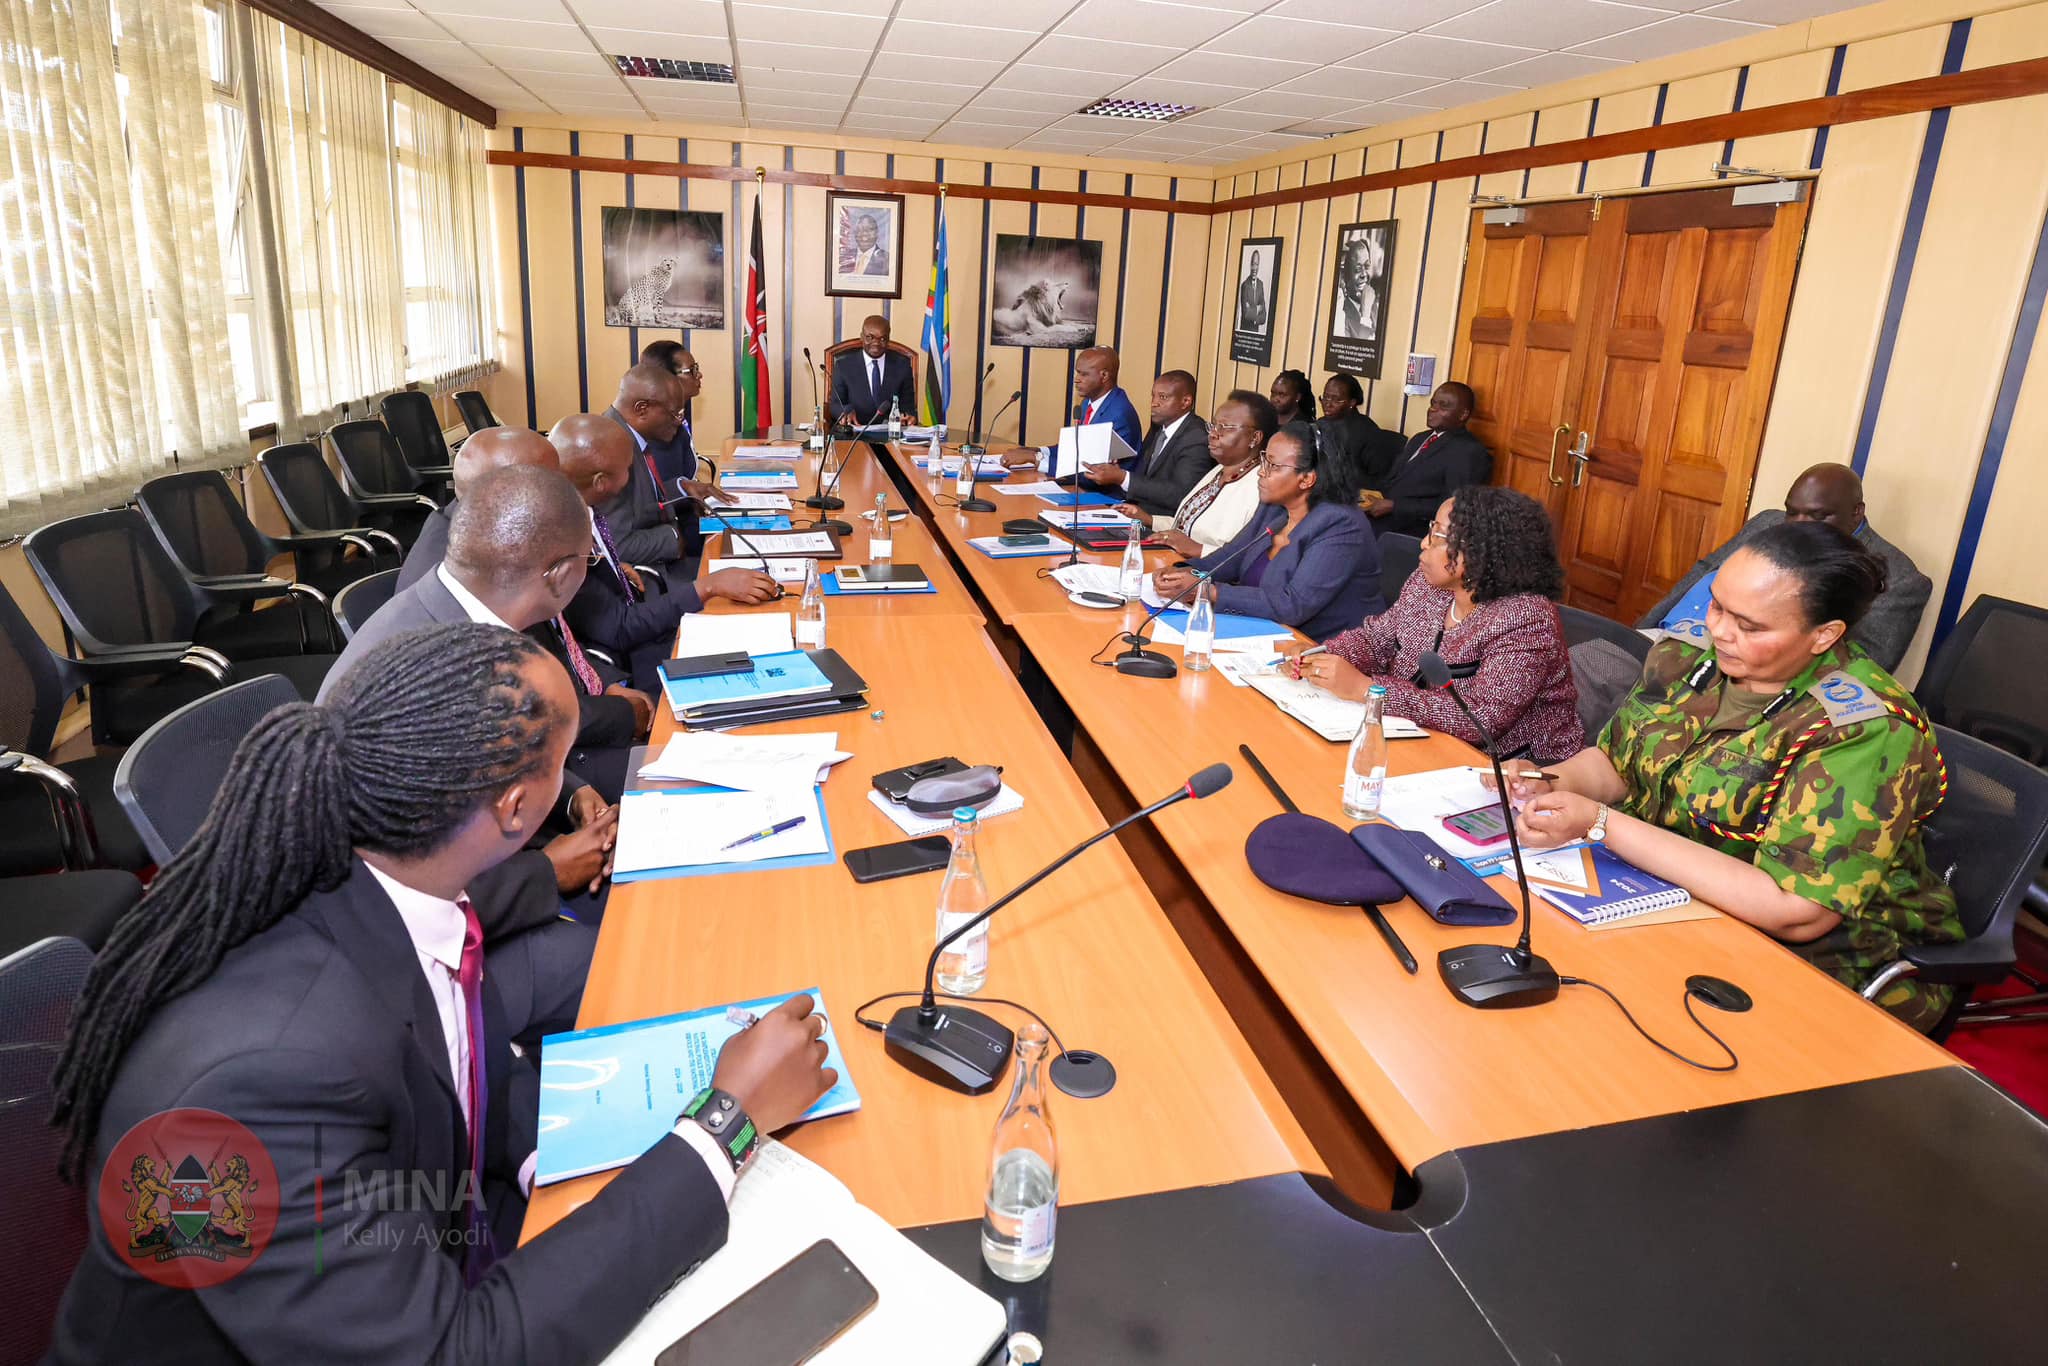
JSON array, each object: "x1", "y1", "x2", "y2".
[{"x1": 720, "y1": 815, "x2": 808, "y2": 850}]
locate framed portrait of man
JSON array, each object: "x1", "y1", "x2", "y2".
[
  {"x1": 1323, "y1": 220, "x2": 1395, "y2": 378},
  {"x1": 1230, "y1": 237, "x2": 1283, "y2": 366},
  {"x1": 826, "y1": 191, "x2": 906, "y2": 299}
]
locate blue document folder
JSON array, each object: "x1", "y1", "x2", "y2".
[
  {"x1": 1038, "y1": 489, "x2": 1122, "y2": 508},
  {"x1": 700, "y1": 514, "x2": 794, "y2": 533},
  {"x1": 1153, "y1": 609, "x2": 1290, "y2": 640},
  {"x1": 658, "y1": 650, "x2": 832, "y2": 712}
]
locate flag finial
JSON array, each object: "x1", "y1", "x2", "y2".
[{"x1": 755, "y1": 166, "x2": 766, "y2": 185}]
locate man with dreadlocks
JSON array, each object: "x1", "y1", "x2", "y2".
[{"x1": 48, "y1": 624, "x2": 836, "y2": 1363}]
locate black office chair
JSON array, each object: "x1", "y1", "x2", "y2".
[
  {"x1": 261, "y1": 439, "x2": 431, "y2": 552},
  {"x1": 328, "y1": 419, "x2": 447, "y2": 506},
  {"x1": 114, "y1": 674, "x2": 301, "y2": 866},
  {"x1": 1917, "y1": 595, "x2": 2048, "y2": 765},
  {"x1": 0, "y1": 935, "x2": 98, "y2": 1363},
  {"x1": 379, "y1": 391, "x2": 457, "y2": 495},
  {"x1": 1558, "y1": 603, "x2": 1653, "y2": 662},
  {"x1": 332, "y1": 569, "x2": 400, "y2": 641},
  {"x1": 1376, "y1": 532, "x2": 1421, "y2": 604},
  {"x1": 1855, "y1": 725, "x2": 2048, "y2": 1039},
  {"x1": 455, "y1": 389, "x2": 499, "y2": 436},
  {"x1": 22, "y1": 510, "x2": 335, "y2": 711},
  {"x1": 0, "y1": 872, "x2": 142, "y2": 959}
]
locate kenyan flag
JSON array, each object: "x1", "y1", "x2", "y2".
[{"x1": 739, "y1": 193, "x2": 772, "y2": 436}]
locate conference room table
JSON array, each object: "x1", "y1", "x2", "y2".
[{"x1": 527, "y1": 433, "x2": 2048, "y2": 1361}]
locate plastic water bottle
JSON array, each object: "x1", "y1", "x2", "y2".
[
  {"x1": 796, "y1": 558, "x2": 827, "y2": 649},
  {"x1": 926, "y1": 433, "x2": 944, "y2": 489},
  {"x1": 1343, "y1": 684, "x2": 1389, "y2": 819},
  {"x1": 869, "y1": 492, "x2": 893, "y2": 560},
  {"x1": 981, "y1": 1022, "x2": 1057, "y2": 1282},
  {"x1": 935, "y1": 807, "x2": 989, "y2": 994},
  {"x1": 955, "y1": 445, "x2": 976, "y2": 497},
  {"x1": 1184, "y1": 577, "x2": 1215, "y2": 672},
  {"x1": 1118, "y1": 522, "x2": 1145, "y2": 600},
  {"x1": 887, "y1": 397, "x2": 903, "y2": 441}
]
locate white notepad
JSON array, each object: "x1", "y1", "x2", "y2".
[
  {"x1": 865, "y1": 784, "x2": 1025, "y2": 836},
  {"x1": 672, "y1": 612, "x2": 795, "y2": 659}
]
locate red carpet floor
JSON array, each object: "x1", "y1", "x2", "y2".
[{"x1": 1943, "y1": 929, "x2": 2048, "y2": 1118}]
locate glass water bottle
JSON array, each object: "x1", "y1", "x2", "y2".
[
  {"x1": 1183, "y1": 577, "x2": 1215, "y2": 672},
  {"x1": 795, "y1": 558, "x2": 827, "y2": 649},
  {"x1": 935, "y1": 807, "x2": 989, "y2": 994},
  {"x1": 1342, "y1": 683, "x2": 1389, "y2": 819},
  {"x1": 981, "y1": 1023, "x2": 1058, "y2": 1282},
  {"x1": 869, "y1": 492, "x2": 893, "y2": 560},
  {"x1": 1118, "y1": 522, "x2": 1145, "y2": 600}
]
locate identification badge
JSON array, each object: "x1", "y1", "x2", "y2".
[{"x1": 1810, "y1": 670, "x2": 1886, "y2": 727}]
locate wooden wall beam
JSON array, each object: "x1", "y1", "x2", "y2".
[{"x1": 244, "y1": 0, "x2": 496, "y2": 128}]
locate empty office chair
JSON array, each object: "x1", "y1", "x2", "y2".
[
  {"x1": 22, "y1": 510, "x2": 335, "y2": 709},
  {"x1": 0, "y1": 872, "x2": 141, "y2": 959},
  {"x1": 455, "y1": 389, "x2": 499, "y2": 436},
  {"x1": 1558, "y1": 603, "x2": 1653, "y2": 663},
  {"x1": 1917, "y1": 595, "x2": 2048, "y2": 765},
  {"x1": 1376, "y1": 532, "x2": 1421, "y2": 604},
  {"x1": 261, "y1": 439, "x2": 431, "y2": 552},
  {"x1": 114, "y1": 675, "x2": 300, "y2": 866},
  {"x1": 379, "y1": 390, "x2": 456, "y2": 495},
  {"x1": 332, "y1": 569, "x2": 399, "y2": 641},
  {"x1": 138, "y1": 469, "x2": 390, "y2": 609},
  {"x1": 328, "y1": 419, "x2": 447, "y2": 506},
  {"x1": 1857, "y1": 726, "x2": 2048, "y2": 1038},
  {"x1": 0, "y1": 935, "x2": 97, "y2": 1362}
]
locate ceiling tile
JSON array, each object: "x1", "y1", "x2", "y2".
[
  {"x1": 1276, "y1": 66, "x2": 1433, "y2": 102},
  {"x1": 1024, "y1": 33, "x2": 1179, "y2": 75},
  {"x1": 1278, "y1": 117, "x2": 1372, "y2": 136},
  {"x1": 743, "y1": 68, "x2": 862, "y2": 93},
  {"x1": 1474, "y1": 51, "x2": 1628, "y2": 86},
  {"x1": 416, "y1": 0, "x2": 573, "y2": 21},
  {"x1": 1390, "y1": 78, "x2": 1522, "y2": 109},
  {"x1": 1571, "y1": 12, "x2": 1763, "y2": 60},
  {"x1": 1058, "y1": 0, "x2": 1243, "y2": 49},
  {"x1": 737, "y1": 41, "x2": 859, "y2": 75},
  {"x1": 444, "y1": 72, "x2": 530, "y2": 100},
  {"x1": 550, "y1": 93, "x2": 644, "y2": 111},
  {"x1": 1269, "y1": 0, "x2": 1489, "y2": 23},
  {"x1": 932, "y1": 121, "x2": 1029, "y2": 145},
  {"x1": 1214, "y1": 15, "x2": 1399, "y2": 63},
  {"x1": 561, "y1": 0, "x2": 726, "y2": 31},
  {"x1": 1223, "y1": 89, "x2": 1360, "y2": 118},
  {"x1": 1146, "y1": 51, "x2": 1314, "y2": 90},
  {"x1": 968, "y1": 87, "x2": 1090, "y2": 114},
  {"x1": 1427, "y1": 0, "x2": 1674, "y2": 49},
  {"x1": 957, "y1": 106, "x2": 1067, "y2": 130},
  {"x1": 323, "y1": 6, "x2": 449, "y2": 42},
  {"x1": 1228, "y1": 131, "x2": 1322, "y2": 150},
  {"x1": 469, "y1": 44, "x2": 611, "y2": 75},
  {"x1": 897, "y1": 0, "x2": 1072, "y2": 19},
  {"x1": 884, "y1": 20, "x2": 1039, "y2": 61},
  {"x1": 846, "y1": 97, "x2": 965, "y2": 119},
  {"x1": 590, "y1": 29, "x2": 734, "y2": 63},
  {"x1": 865, "y1": 50, "x2": 1005, "y2": 83},
  {"x1": 857, "y1": 77, "x2": 983, "y2": 104},
  {"x1": 433, "y1": 16, "x2": 585, "y2": 49},
  {"x1": 1343, "y1": 33, "x2": 1540, "y2": 79},
  {"x1": 1176, "y1": 107, "x2": 1299, "y2": 131},
  {"x1": 730, "y1": 5, "x2": 885, "y2": 46},
  {"x1": 846, "y1": 113, "x2": 944, "y2": 134},
  {"x1": 523, "y1": 72, "x2": 630, "y2": 93},
  {"x1": 636, "y1": 85, "x2": 741, "y2": 105},
  {"x1": 1110, "y1": 77, "x2": 1234, "y2": 107},
  {"x1": 752, "y1": 115, "x2": 844, "y2": 133},
  {"x1": 991, "y1": 64, "x2": 1125, "y2": 98},
  {"x1": 1702, "y1": 0, "x2": 1852, "y2": 21},
  {"x1": 640, "y1": 98, "x2": 746, "y2": 120},
  {"x1": 745, "y1": 88, "x2": 848, "y2": 111},
  {"x1": 377, "y1": 37, "x2": 482, "y2": 68}
]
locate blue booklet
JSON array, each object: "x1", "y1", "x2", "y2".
[
  {"x1": 535, "y1": 988, "x2": 860, "y2": 1185},
  {"x1": 1038, "y1": 488, "x2": 1122, "y2": 508},
  {"x1": 1153, "y1": 609, "x2": 1290, "y2": 640},
  {"x1": 658, "y1": 650, "x2": 832, "y2": 713},
  {"x1": 700, "y1": 514, "x2": 794, "y2": 533},
  {"x1": 1531, "y1": 845, "x2": 1692, "y2": 926}
]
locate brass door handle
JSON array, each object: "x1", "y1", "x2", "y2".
[
  {"x1": 1546, "y1": 424, "x2": 1569, "y2": 486},
  {"x1": 1569, "y1": 431, "x2": 1592, "y2": 488}
]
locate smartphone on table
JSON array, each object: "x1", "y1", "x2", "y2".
[
  {"x1": 844, "y1": 836, "x2": 952, "y2": 883},
  {"x1": 1443, "y1": 802, "x2": 1511, "y2": 847},
  {"x1": 655, "y1": 1239, "x2": 877, "y2": 1366}
]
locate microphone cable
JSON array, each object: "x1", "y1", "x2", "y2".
[{"x1": 1557, "y1": 975, "x2": 1740, "y2": 1072}]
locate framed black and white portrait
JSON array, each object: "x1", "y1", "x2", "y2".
[
  {"x1": 989, "y1": 234, "x2": 1102, "y2": 349},
  {"x1": 1230, "y1": 237, "x2": 1283, "y2": 366},
  {"x1": 1322, "y1": 220, "x2": 1395, "y2": 379},
  {"x1": 600, "y1": 206, "x2": 725, "y2": 329},
  {"x1": 826, "y1": 191, "x2": 906, "y2": 299}
]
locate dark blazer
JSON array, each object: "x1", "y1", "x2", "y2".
[
  {"x1": 1318, "y1": 410, "x2": 1404, "y2": 486},
  {"x1": 1192, "y1": 501, "x2": 1385, "y2": 641},
  {"x1": 48, "y1": 861, "x2": 726, "y2": 1365},
  {"x1": 599, "y1": 407, "x2": 699, "y2": 567},
  {"x1": 1639, "y1": 510, "x2": 1933, "y2": 670},
  {"x1": 1374, "y1": 428, "x2": 1493, "y2": 538},
  {"x1": 828, "y1": 349, "x2": 917, "y2": 426},
  {"x1": 1121, "y1": 414, "x2": 1212, "y2": 518},
  {"x1": 563, "y1": 537, "x2": 702, "y2": 694},
  {"x1": 398, "y1": 503, "x2": 453, "y2": 590}
]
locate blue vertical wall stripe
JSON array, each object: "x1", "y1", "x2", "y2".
[
  {"x1": 1113, "y1": 173, "x2": 1132, "y2": 353},
  {"x1": 1640, "y1": 83, "x2": 1670, "y2": 187},
  {"x1": 1308, "y1": 154, "x2": 1334, "y2": 393},
  {"x1": 1153, "y1": 177, "x2": 1177, "y2": 378},
  {"x1": 832, "y1": 152, "x2": 845, "y2": 346},
  {"x1": 1371, "y1": 145, "x2": 1402, "y2": 410},
  {"x1": 1934, "y1": 200, "x2": 2048, "y2": 644},
  {"x1": 974, "y1": 162, "x2": 995, "y2": 439},
  {"x1": 1720, "y1": 66, "x2": 1749, "y2": 167},
  {"x1": 569, "y1": 132, "x2": 589, "y2": 414},
  {"x1": 1578, "y1": 98, "x2": 1598, "y2": 195},
  {"x1": 730, "y1": 144, "x2": 742, "y2": 425},
  {"x1": 625, "y1": 135, "x2": 639, "y2": 366},
  {"x1": 782, "y1": 146, "x2": 794, "y2": 430},
  {"x1": 1400, "y1": 131, "x2": 1446, "y2": 430},
  {"x1": 514, "y1": 127, "x2": 536, "y2": 429},
  {"x1": 1810, "y1": 46, "x2": 1848, "y2": 169},
  {"x1": 1065, "y1": 171, "x2": 1079, "y2": 408},
  {"x1": 1284, "y1": 183, "x2": 1306, "y2": 365},
  {"x1": 1850, "y1": 19, "x2": 1972, "y2": 477},
  {"x1": 678, "y1": 140, "x2": 690, "y2": 364},
  {"x1": 1520, "y1": 109, "x2": 1539, "y2": 199},
  {"x1": 882, "y1": 154, "x2": 895, "y2": 327},
  {"x1": 1023, "y1": 168, "x2": 1038, "y2": 440}
]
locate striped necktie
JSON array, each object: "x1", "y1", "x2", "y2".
[
  {"x1": 591, "y1": 511, "x2": 638, "y2": 602},
  {"x1": 554, "y1": 615, "x2": 603, "y2": 696}
]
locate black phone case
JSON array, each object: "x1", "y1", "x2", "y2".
[
  {"x1": 870, "y1": 756, "x2": 966, "y2": 804},
  {"x1": 664, "y1": 651, "x2": 754, "y2": 679}
]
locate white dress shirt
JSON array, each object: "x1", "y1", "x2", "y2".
[{"x1": 438, "y1": 564, "x2": 512, "y2": 629}]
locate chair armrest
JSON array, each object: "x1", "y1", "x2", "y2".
[
  {"x1": 70, "y1": 644, "x2": 230, "y2": 684},
  {"x1": 632, "y1": 563, "x2": 669, "y2": 594},
  {"x1": 195, "y1": 574, "x2": 296, "y2": 605},
  {"x1": 357, "y1": 492, "x2": 439, "y2": 513},
  {"x1": 1901, "y1": 937, "x2": 2018, "y2": 987},
  {"x1": 273, "y1": 530, "x2": 358, "y2": 552},
  {"x1": 698, "y1": 456, "x2": 718, "y2": 480},
  {"x1": 0, "y1": 750, "x2": 101, "y2": 869}
]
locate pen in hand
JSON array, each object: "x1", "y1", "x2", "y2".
[{"x1": 1289, "y1": 644, "x2": 1327, "y2": 679}]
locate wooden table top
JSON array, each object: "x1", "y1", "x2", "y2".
[
  {"x1": 523, "y1": 611, "x2": 1318, "y2": 1241},
  {"x1": 1007, "y1": 611, "x2": 1957, "y2": 1171}
]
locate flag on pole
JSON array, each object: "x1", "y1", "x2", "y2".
[
  {"x1": 739, "y1": 187, "x2": 772, "y2": 435},
  {"x1": 919, "y1": 195, "x2": 952, "y2": 427}
]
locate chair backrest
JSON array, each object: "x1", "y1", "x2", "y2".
[
  {"x1": 23, "y1": 509, "x2": 201, "y2": 655},
  {"x1": 1922, "y1": 725, "x2": 2048, "y2": 946},
  {"x1": 0, "y1": 934, "x2": 94, "y2": 1364},
  {"x1": 380, "y1": 390, "x2": 451, "y2": 472},
  {"x1": 1558, "y1": 603, "x2": 1653, "y2": 662},
  {"x1": 258, "y1": 441, "x2": 358, "y2": 534},
  {"x1": 454, "y1": 390, "x2": 499, "y2": 435},
  {"x1": 1375, "y1": 532, "x2": 1421, "y2": 605},
  {"x1": 112, "y1": 674, "x2": 301, "y2": 865},
  {"x1": 823, "y1": 337, "x2": 920, "y2": 411},
  {"x1": 0, "y1": 580, "x2": 72, "y2": 757},
  {"x1": 1917, "y1": 595, "x2": 2048, "y2": 765},
  {"x1": 328, "y1": 419, "x2": 419, "y2": 498},
  {"x1": 332, "y1": 569, "x2": 399, "y2": 641},
  {"x1": 136, "y1": 470, "x2": 270, "y2": 581}
]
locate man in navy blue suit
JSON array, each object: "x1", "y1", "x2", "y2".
[
  {"x1": 1002, "y1": 346, "x2": 1144, "y2": 473},
  {"x1": 827, "y1": 315, "x2": 917, "y2": 426}
]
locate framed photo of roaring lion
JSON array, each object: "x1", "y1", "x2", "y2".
[
  {"x1": 600, "y1": 206, "x2": 726, "y2": 329},
  {"x1": 825, "y1": 191, "x2": 906, "y2": 299},
  {"x1": 989, "y1": 233, "x2": 1101, "y2": 350}
]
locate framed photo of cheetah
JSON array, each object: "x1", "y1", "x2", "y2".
[
  {"x1": 825, "y1": 190, "x2": 906, "y2": 300},
  {"x1": 601, "y1": 206, "x2": 725, "y2": 329}
]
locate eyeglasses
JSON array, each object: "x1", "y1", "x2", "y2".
[
  {"x1": 1423, "y1": 521, "x2": 1450, "y2": 546},
  {"x1": 1257, "y1": 456, "x2": 1302, "y2": 475},
  {"x1": 672, "y1": 365, "x2": 702, "y2": 378},
  {"x1": 541, "y1": 551, "x2": 584, "y2": 589},
  {"x1": 1210, "y1": 420, "x2": 1252, "y2": 434}
]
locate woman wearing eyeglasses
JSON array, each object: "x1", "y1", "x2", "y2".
[
  {"x1": 1117, "y1": 389, "x2": 1275, "y2": 557},
  {"x1": 1152, "y1": 421, "x2": 1382, "y2": 641},
  {"x1": 1278, "y1": 484, "x2": 1584, "y2": 764}
]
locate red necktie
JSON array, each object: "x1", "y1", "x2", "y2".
[
  {"x1": 555, "y1": 615, "x2": 603, "y2": 696},
  {"x1": 1082, "y1": 400, "x2": 1096, "y2": 426},
  {"x1": 455, "y1": 896, "x2": 496, "y2": 1284}
]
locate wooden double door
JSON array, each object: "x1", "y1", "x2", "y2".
[{"x1": 1452, "y1": 187, "x2": 1807, "y2": 621}]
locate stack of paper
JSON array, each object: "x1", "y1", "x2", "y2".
[
  {"x1": 966, "y1": 535, "x2": 1066, "y2": 559},
  {"x1": 729, "y1": 529, "x2": 840, "y2": 557},
  {"x1": 674, "y1": 612, "x2": 794, "y2": 658},
  {"x1": 719, "y1": 470, "x2": 800, "y2": 491},
  {"x1": 1376, "y1": 767, "x2": 1511, "y2": 862},
  {"x1": 1244, "y1": 667, "x2": 1431, "y2": 741},
  {"x1": 706, "y1": 556, "x2": 810, "y2": 583},
  {"x1": 1040, "y1": 507, "x2": 1137, "y2": 529},
  {"x1": 994, "y1": 480, "x2": 1065, "y2": 497},
  {"x1": 1149, "y1": 610, "x2": 1293, "y2": 655},
  {"x1": 729, "y1": 444, "x2": 803, "y2": 461},
  {"x1": 1051, "y1": 562, "x2": 1129, "y2": 599},
  {"x1": 912, "y1": 451, "x2": 1008, "y2": 476},
  {"x1": 612, "y1": 786, "x2": 829, "y2": 876},
  {"x1": 638, "y1": 731, "x2": 851, "y2": 789},
  {"x1": 704, "y1": 490, "x2": 794, "y2": 511}
]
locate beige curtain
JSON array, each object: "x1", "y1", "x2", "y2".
[
  {"x1": 395, "y1": 87, "x2": 494, "y2": 395},
  {"x1": 0, "y1": 0, "x2": 241, "y2": 534}
]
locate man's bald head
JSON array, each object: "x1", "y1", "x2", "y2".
[
  {"x1": 451, "y1": 426, "x2": 558, "y2": 500},
  {"x1": 1074, "y1": 347, "x2": 1119, "y2": 402},
  {"x1": 444, "y1": 465, "x2": 592, "y2": 624},
  {"x1": 614, "y1": 362, "x2": 683, "y2": 442},
  {"x1": 548, "y1": 412, "x2": 635, "y2": 508},
  {"x1": 1784, "y1": 462, "x2": 1864, "y2": 535}
]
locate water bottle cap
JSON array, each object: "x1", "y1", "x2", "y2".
[
  {"x1": 1368, "y1": 683, "x2": 1388, "y2": 696},
  {"x1": 953, "y1": 806, "x2": 978, "y2": 823}
]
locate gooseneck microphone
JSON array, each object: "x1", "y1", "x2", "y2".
[
  {"x1": 959, "y1": 361, "x2": 1000, "y2": 455},
  {"x1": 1415, "y1": 651, "x2": 1559, "y2": 1009},
  {"x1": 802, "y1": 347, "x2": 824, "y2": 449},
  {"x1": 801, "y1": 429, "x2": 854, "y2": 535},
  {"x1": 1109, "y1": 527, "x2": 1273, "y2": 678},
  {"x1": 884, "y1": 763, "x2": 1235, "y2": 1094},
  {"x1": 977, "y1": 388, "x2": 1024, "y2": 454}
]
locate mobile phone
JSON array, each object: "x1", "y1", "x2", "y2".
[
  {"x1": 655, "y1": 1239, "x2": 877, "y2": 1366},
  {"x1": 663, "y1": 651, "x2": 754, "y2": 679},
  {"x1": 1444, "y1": 803, "x2": 1511, "y2": 846},
  {"x1": 844, "y1": 836, "x2": 952, "y2": 883},
  {"x1": 999, "y1": 533, "x2": 1050, "y2": 546}
]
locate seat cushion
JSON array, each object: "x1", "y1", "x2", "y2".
[
  {"x1": 0, "y1": 752, "x2": 150, "y2": 877},
  {"x1": 196, "y1": 600, "x2": 332, "y2": 660},
  {"x1": 0, "y1": 870, "x2": 142, "y2": 956},
  {"x1": 90, "y1": 657, "x2": 334, "y2": 747}
]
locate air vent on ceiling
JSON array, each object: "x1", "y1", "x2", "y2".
[
  {"x1": 613, "y1": 56, "x2": 736, "y2": 83},
  {"x1": 1075, "y1": 97, "x2": 1199, "y2": 122}
]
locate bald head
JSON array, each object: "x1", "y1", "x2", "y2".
[
  {"x1": 451, "y1": 426, "x2": 558, "y2": 500},
  {"x1": 444, "y1": 465, "x2": 592, "y2": 626},
  {"x1": 614, "y1": 362, "x2": 682, "y2": 442},
  {"x1": 548, "y1": 412, "x2": 635, "y2": 508},
  {"x1": 1784, "y1": 462, "x2": 1864, "y2": 535},
  {"x1": 1074, "y1": 347, "x2": 1119, "y2": 402}
]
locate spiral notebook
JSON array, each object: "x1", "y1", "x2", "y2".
[{"x1": 1532, "y1": 845, "x2": 1693, "y2": 926}]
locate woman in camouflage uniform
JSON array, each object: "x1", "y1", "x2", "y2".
[{"x1": 1510, "y1": 521, "x2": 1962, "y2": 1032}]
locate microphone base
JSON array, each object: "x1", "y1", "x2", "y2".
[
  {"x1": 1437, "y1": 944, "x2": 1560, "y2": 1009},
  {"x1": 1113, "y1": 647, "x2": 1178, "y2": 679},
  {"x1": 884, "y1": 1002, "x2": 1016, "y2": 1095},
  {"x1": 959, "y1": 441, "x2": 987, "y2": 456},
  {"x1": 1049, "y1": 1048, "x2": 1116, "y2": 1099},
  {"x1": 803, "y1": 495, "x2": 845, "y2": 511},
  {"x1": 956, "y1": 496, "x2": 997, "y2": 512}
]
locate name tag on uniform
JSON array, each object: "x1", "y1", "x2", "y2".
[{"x1": 1810, "y1": 670, "x2": 1886, "y2": 726}]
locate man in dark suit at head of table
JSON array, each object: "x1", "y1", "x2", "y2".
[
  {"x1": 828, "y1": 314, "x2": 918, "y2": 427},
  {"x1": 1366, "y1": 381, "x2": 1493, "y2": 539}
]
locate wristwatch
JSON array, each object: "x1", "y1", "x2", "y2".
[
  {"x1": 1587, "y1": 805, "x2": 1611, "y2": 844},
  {"x1": 679, "y1": 1087, "x2": 761, "y2": 1174}
]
